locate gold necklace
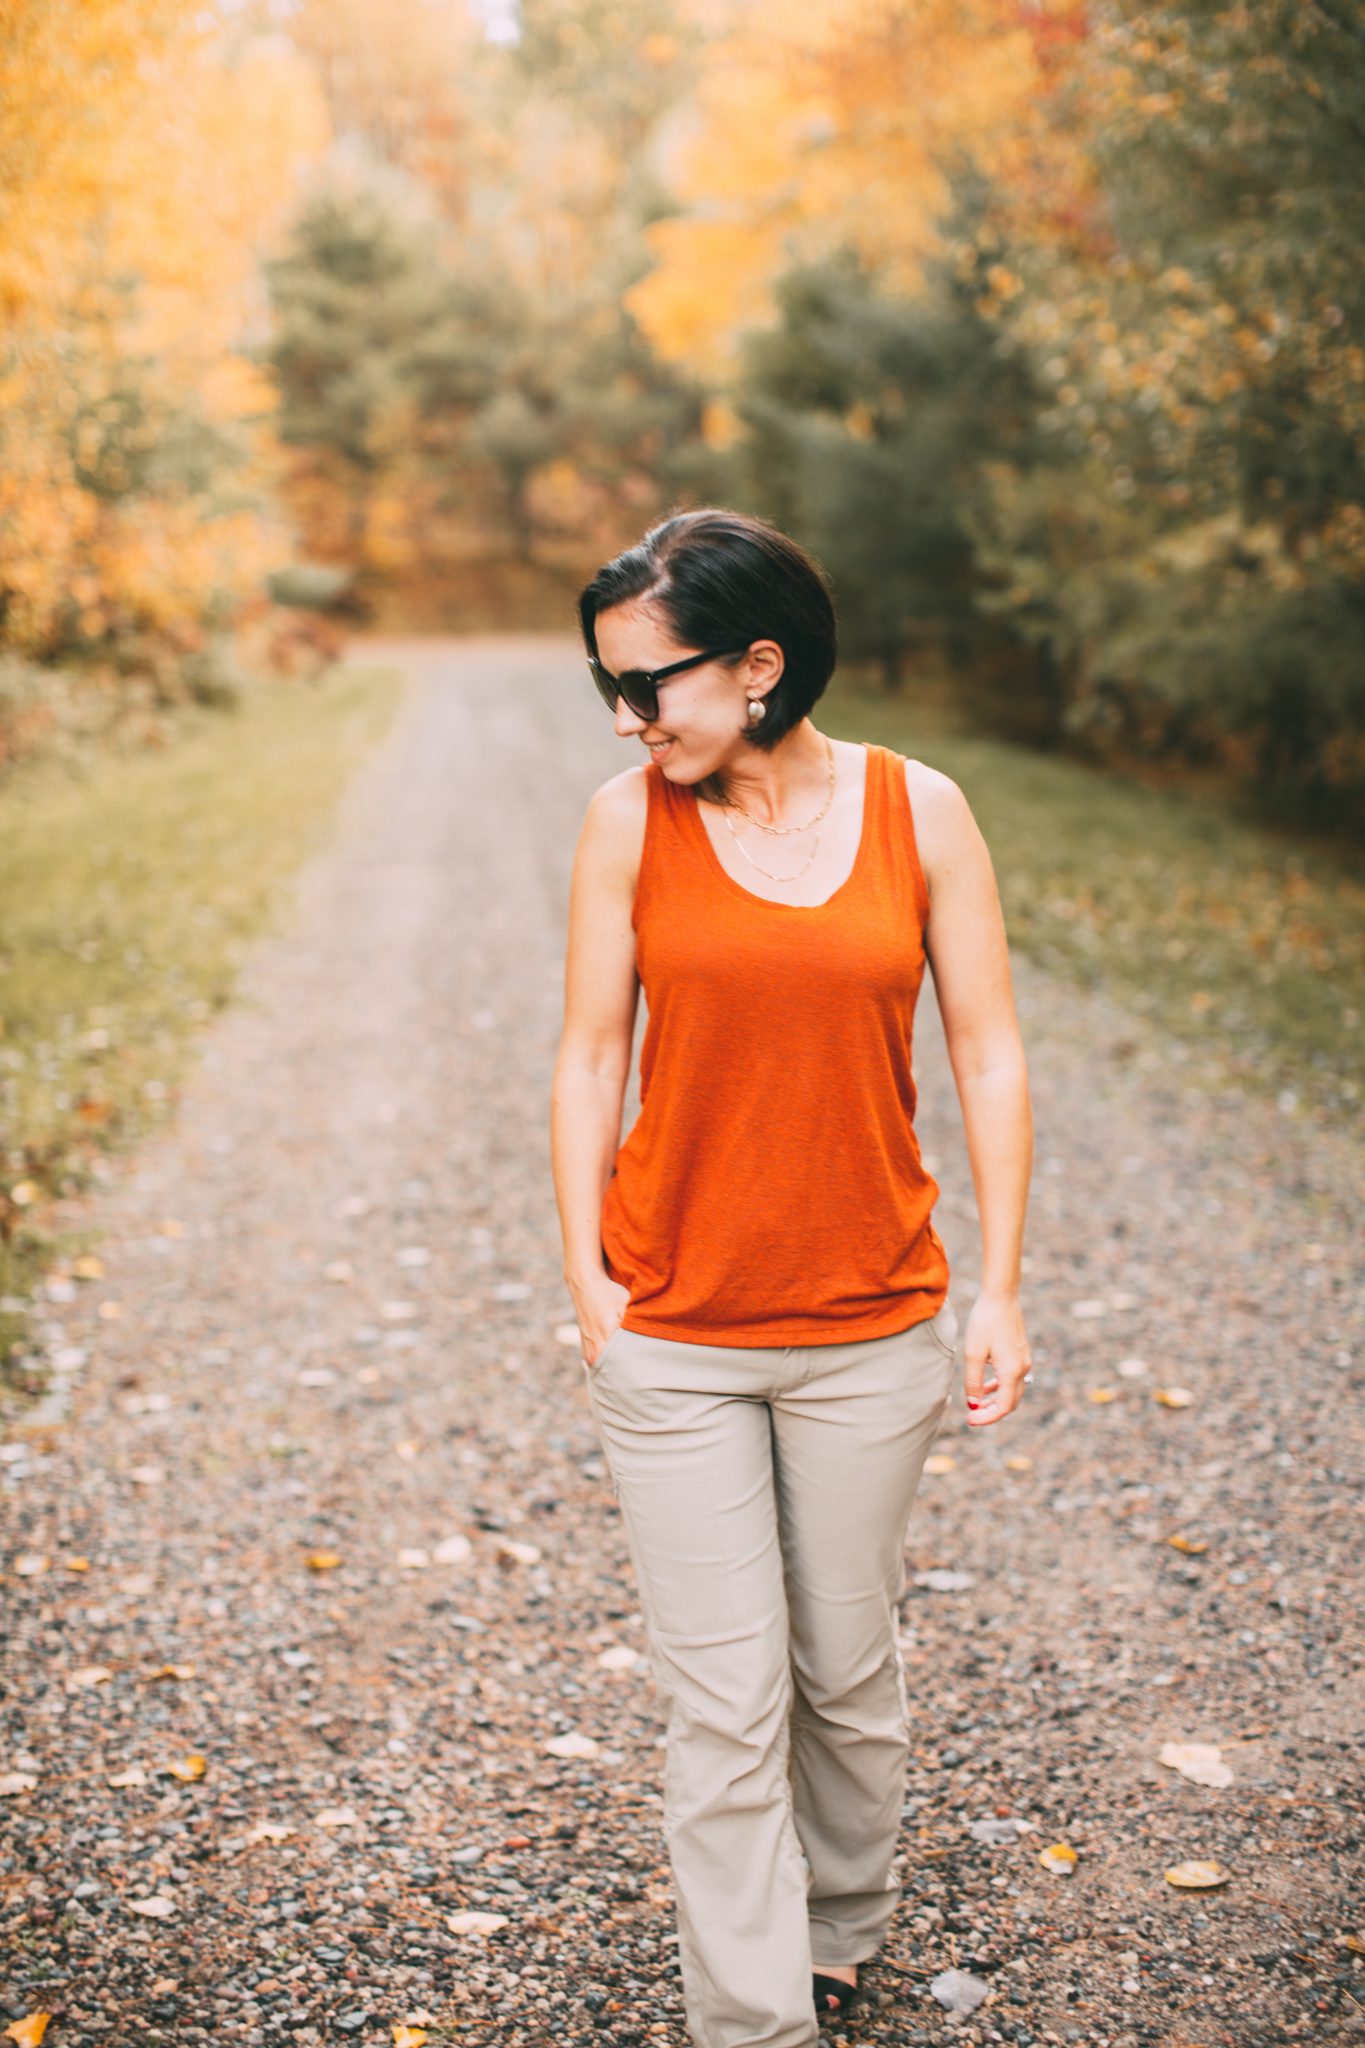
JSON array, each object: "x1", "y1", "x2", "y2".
[{"x1": 720, "y1": 736, "x2": 836, "y2": 883}]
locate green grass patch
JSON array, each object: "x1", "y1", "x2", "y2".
[
  {"x1": 825, "y1": 666, "x2": 1364, "y2": 1116},
  {"x1": 0, "y1": 658, "x2": 407, "y2": 1395}
]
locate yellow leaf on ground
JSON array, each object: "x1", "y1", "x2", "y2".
[
  {"x1": 306, "y1": 1551, "x2": 342, "y2": 1570},
  {"x1": 1154, "y1": 1387, "x2": 1195, "y2": 1408},
  {"x1": 164, "y1": 1753, "x2": 207, "y2": 1781},
  {"x1": 923, "y1": 1454, "x2": 956, "y2": 1475},
  {"x1": 393, "y1": 2029, "x2": 429, "y2": 2047},
  {"x1": 4, "y1": 2012, "x2": 51, "y2": 2046},
  {"x1": 1038, "y1": 1841, "x2": 1077, "y2": 1874},
  {"x1": 1005, "y1": 1455, "x2": 1033, "y2": 1471},
  {"x1": 147, "y1": 1663, "x2": 197, "y2": 1681},
  {"x1": 1168, "y1": 1533, "x2": 1208, "y2": 1554},
  {"x1": 1087, "y1": 1387, "x2": 1120, "y2": 1403}
]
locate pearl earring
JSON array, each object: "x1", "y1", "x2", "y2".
[{"x1": 748, "y1": 699, "x2": 765, "y2": 722}]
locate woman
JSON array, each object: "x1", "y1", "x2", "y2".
[{"x1": 550, "y1": 508, "x2": 1033, "y2": 2048}]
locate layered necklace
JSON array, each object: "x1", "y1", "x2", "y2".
[{"x1": 720, "y1": 735, "x2": 836, "y2": 883}]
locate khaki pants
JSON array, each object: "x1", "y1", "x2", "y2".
[{"x1": 582, "y1": 1299, "x2": 959, "y2": 2048}]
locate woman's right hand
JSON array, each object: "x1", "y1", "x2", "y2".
[{"x1": 573, "y1": 1276, "x2": 632, "y2": 1370}]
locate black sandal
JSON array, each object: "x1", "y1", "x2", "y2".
[{"x1": 812, "y1": 1971, "x2": 859, "y2": 2017}]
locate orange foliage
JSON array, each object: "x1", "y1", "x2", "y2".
[
  {"x1": 0, "y1": 3, "x2": 328, "y2": 658},
  {"x1": 629, "y1": 0, "x2": 1091, "y2": 376}
]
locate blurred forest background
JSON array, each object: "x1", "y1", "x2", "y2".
[
  {"x1": 2, "y1": 0, "x2": 1363, "y2": 1374},
  {"x1": 2, "y1": 0, "x2": 1362, "y2": 817}
]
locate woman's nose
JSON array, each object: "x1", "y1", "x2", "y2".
[{"x1": 615, "y1": 701, "x2": 647, "y2": 739}]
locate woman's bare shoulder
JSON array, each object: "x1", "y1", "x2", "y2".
[
  {"x1": 900, "y1": 755, "x2": 980, "y2": 884},
  {"x1": 580, "y1": 762, "x2": 650, "y2": 885}
]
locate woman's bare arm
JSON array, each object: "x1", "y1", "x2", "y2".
[
  {"x1": 907, "y1": 760, "x2": 1035, "y2": 1425},
  {"x1": 551, "y1": 767, "x2": 646, "y2": 1363}
]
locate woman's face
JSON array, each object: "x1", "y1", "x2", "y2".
[{"x1": 592, "y1": 598, "x2": 781, "y2": 780}]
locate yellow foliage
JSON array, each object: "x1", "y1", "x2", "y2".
[
  {"x1": 0, "y1": 4, "x2": 330, "y2": 658},
  {"x1": 626, "y1": 0, "x2": 1063, "y2": 376}
]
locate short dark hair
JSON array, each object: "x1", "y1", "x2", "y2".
[{"x1": 577, "y1": 508, "x2": 837, "y2": 791}]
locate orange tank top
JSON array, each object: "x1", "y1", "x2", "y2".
[{"x1": 599, "y1": 741, "x2": 950, "y2": 1346}]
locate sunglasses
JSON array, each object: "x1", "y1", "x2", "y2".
[{"x1": 586, "y1": 643, "x2": 751, "y2": 722}]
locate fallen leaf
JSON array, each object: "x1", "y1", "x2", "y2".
[
  {"x1": 1159, "y1": 1742, "x2": 1233, "y2": 1788},
  {"x1": 923, "y1": 1454, "x2": 956, "y2": 1475},
  {"x1": 4, "y1": 2012, "x2": 52, "y2": 2046},
  {"x1": 1038, "y1": 1841, "x2": 1077, "y2": 1874},
  {"x1": 929, "y1": 1967, "x2": 990, "y2": 2014},
  {"x1": 146, "y1": 1663, "x2": 196, "y2": 1682},
  {"x1": 1004, "y1": 1455, "x2": 1033, "y2": 1472},
  {"x1": 163, "y1": 1753, "x2": 207, "y2": 1782},
  {"x1": 1154, "y1": 1387, "x2": 1195, "y2": 1409},
  {"x1": 543, "y1": 1731, "x2": 599, "y2": 1760},
  {"x1": 447, "y1": 1910, "x2": 510, "y2": 1936},
  {"x1": 71, "y1": 1254, "x2": 105, "y2": 1279},
  {"x1": 597, "y1": 1646, "x2": 639, "y2": 1672},
  {"x1": 63, "y1": 1557, "x2": 91, "y2": 1573},
  {"x1": 126, "y1": 1893, "x2": 178, "y2": 1917},
  {"x1": 306, "y1": 1551, "x2": 342, "y2": 1571},
  {"x1": 1164, "y1": 1858, "x2": 1231, "y2": 1888},
  {"x1": 1087, "y1": 1387, "x2": 1120, "y2": 1403},
  {"x1": 1168, "y1": 1533, "x2": 1208, "y2": 1555},
  {"x1": 968, "y1": 1816, "x2": 1034, "y2": 1845},
  {"x1": 393, "y1": 2030, "x2": 429, "y2": 2048},
  {"x1": 66, "y1": 1665, "x2": 113, "y2": 1689}
]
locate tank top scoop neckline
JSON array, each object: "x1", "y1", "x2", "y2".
[
  {"x1": 679, "y1": 738, "x2": 876, "y2": 914},
  {"x1": 599, "y1": 738, "x2": 950, "y2": 1349}
]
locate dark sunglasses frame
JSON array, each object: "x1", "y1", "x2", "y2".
[{"x1": 587, "y1": 643, "x2": 752, "y2": 722}]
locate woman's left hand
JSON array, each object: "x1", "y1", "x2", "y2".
[{"x1": 961, "y1": 1290, "x2": 1033, "y2": 1426}]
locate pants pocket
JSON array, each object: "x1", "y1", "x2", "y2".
[{"x1": 924, "y1": 1295, "x2": 959, "y2": 1361}]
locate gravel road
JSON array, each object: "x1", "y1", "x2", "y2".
[{"x1": 2, "y1": 633, "x2": 1360, "y2": 2048}]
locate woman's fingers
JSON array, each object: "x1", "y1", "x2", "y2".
[{"x1": 964, "y1": 1359, "x2": 1029, "y2": 1423}]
